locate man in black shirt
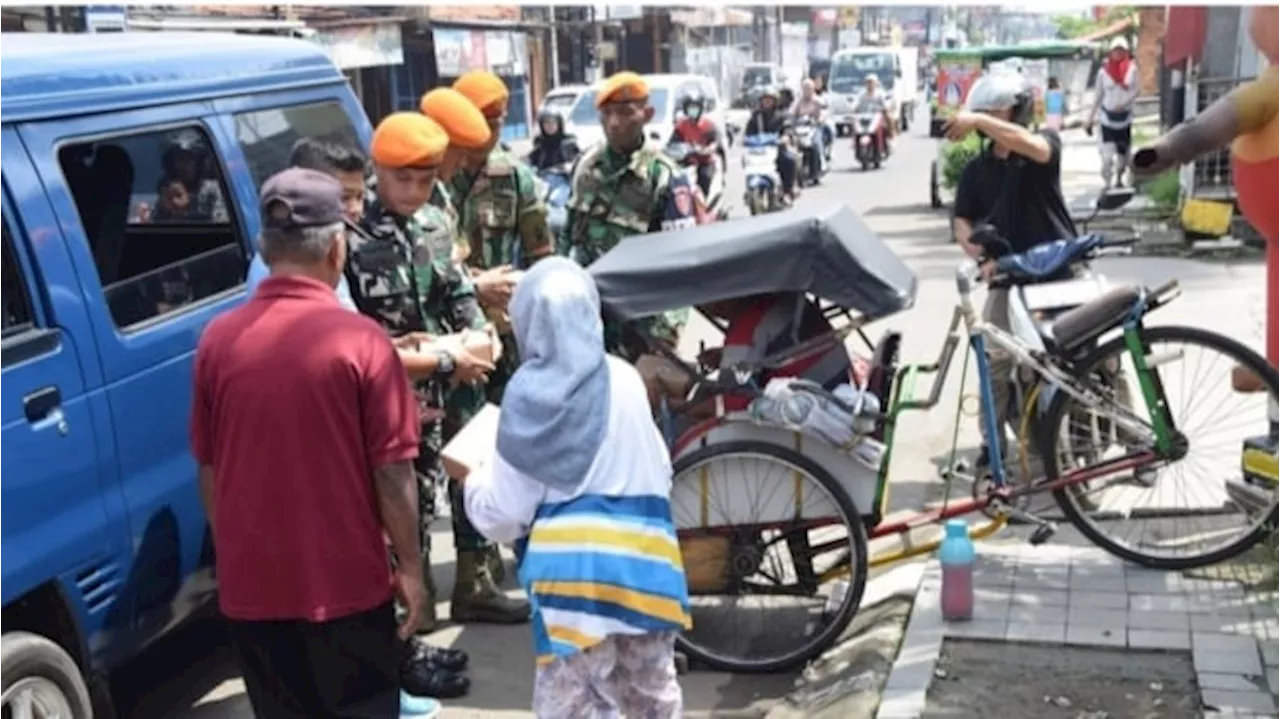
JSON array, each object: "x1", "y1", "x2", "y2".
[{"x1": 946, "y1": 72, "x2": 1077, "y2": 468}]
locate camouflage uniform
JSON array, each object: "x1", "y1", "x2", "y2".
[
  {"x1": 346, "y1": 182, "x2": 485, "y2": 581},
  {"x1": 451, "y1": 146, "x2": 555, "y2": 403},
  {"x1": 561, "y1": 143, "x2": 697, "y2": 356}
]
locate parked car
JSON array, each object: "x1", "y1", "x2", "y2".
[
  {"x1": 563, "y1": 73, "x2": 726, "y2": 158},
  {"x1": 0, "y1": 31, "x2": 372, "y2": 718},
  {"x1": 537, "y1": 83, "x2": 588, "y2": 119}
]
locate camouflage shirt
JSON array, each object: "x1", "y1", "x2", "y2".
[
  {"x1": 561, "y1": 143, "x2": 698, "y2": 351},
  {"x1": 450, "y1": 147, "x2": 554, "y2": 271},
  {"x1": 348, "y1": 183, "x2": 485, "y2": 452}
]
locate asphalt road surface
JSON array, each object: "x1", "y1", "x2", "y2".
[{"x1": 113, "y1": 115, "x2": 1269, "y2": 719}]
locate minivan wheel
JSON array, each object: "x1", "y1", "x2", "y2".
[{"x1": 2, "y1": 632, "x2": 93, "y2": 719}]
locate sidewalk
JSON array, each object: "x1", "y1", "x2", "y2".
[{"x1": 878, "y1": 532, "x2": 1279, "y2": 718}]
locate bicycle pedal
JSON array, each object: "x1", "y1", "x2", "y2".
[{"x1": 1028, "y1": 523, "x2": 1058, "y2": 546}]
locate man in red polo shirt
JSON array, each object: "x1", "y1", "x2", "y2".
[{"x1": 190, "y1": 168, "x2": 424, "y2": 718}]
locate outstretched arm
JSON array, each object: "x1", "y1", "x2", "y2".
[{"x1": 972, "y1": 114, "x2": 1053, "y2": 165}]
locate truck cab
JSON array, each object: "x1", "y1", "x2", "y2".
[{"x1": 0, "y1": 31, "x2": 372, "y2": 717}]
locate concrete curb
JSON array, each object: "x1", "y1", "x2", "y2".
[{"x1": 766, "y1": 563, "x2": 926, "y2": 719}]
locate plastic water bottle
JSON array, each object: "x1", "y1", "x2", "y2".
[{"x1": 939, "y1": 519, "x2": 976, "y2": 622}]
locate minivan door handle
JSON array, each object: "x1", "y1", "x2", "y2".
[{"x1": 23, "y1": 386, "x2": 62, "y2": 424}]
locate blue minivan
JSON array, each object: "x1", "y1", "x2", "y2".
[{"x1": 1, "y1": 31, "x2": 373, "y2": 716}]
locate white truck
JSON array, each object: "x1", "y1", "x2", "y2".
[{"x1": 827, "y1": 46, "x2": 921, "y2": 135}]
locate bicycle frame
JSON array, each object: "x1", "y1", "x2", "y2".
[{"x1": 860, "y1": 264, "x2": 1180, "y2": 546}]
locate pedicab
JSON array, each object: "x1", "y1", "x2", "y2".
[
  {"x1": 928, "y1": 40, "x2": 1099, "y2": 210},
  {"x1": 588, "y1": 204, "x2": 1280, "y2": 674}
]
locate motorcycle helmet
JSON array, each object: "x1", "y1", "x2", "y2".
[
  {"x1": 778, "y1": 86, "x2": 795, "y2": 110},
  {"x1": 757, "y1": 85, "x2": 780, "y2": 109},
  {"x1": 680, "y1": 92, "x2": 706, "y2": 120},
  {"x1": 537, "y1": 109, "x2": 564, "y2": 135},
  {"x1": 964, "y1": 72, "x2": 1034, "y2": 127}
]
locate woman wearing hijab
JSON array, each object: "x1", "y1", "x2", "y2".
[
  {"x1": 1088, "y1": 37, "x2": 1140, "y2": 188},
  {"x1": 462, "y1": 257, "x2": 690, "y2": 718}
]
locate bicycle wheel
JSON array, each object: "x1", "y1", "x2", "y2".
[
  {"x1": 1040, "y1": 324, "x2": 1278, "y2": 570},
  {"x1": 668, "y1": 440, "x2": 868, "y2": 674}
]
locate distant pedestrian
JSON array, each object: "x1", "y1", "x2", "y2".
[
  {"x1": 462, "y1": 257, "x2": 691, "y2": 719},
  {"x1": 1044, "y1": 76, "x2": 1066, "y2": 131},
  {"x1": 191, "y1": 167, "x2": 426, "y2": 719},
  {"x1": 1088, "y1": 37, "x2": 1139, "y2": 188}
]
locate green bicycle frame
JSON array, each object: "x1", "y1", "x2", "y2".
[{"x1": 1121, "y1": 321, "x2": 1177, "y2": 453}]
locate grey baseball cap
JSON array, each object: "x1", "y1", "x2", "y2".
[{"x1": 260, "y1": 167, "x2": 344, "y2": 230}]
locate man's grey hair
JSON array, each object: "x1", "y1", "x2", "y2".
[{"x1": 259, "y1": 221, "x2": 344, "y2": 265}]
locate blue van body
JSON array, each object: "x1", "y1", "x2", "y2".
[{"x1": 0, "y1": 31, "x2": 372, "y2": 707}]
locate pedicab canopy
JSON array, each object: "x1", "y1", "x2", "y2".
[{"x1": 588, "y1": 204, "x2": 919, "y2": 323}]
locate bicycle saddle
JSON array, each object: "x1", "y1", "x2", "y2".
[{"x1": 997, "y1": 234, "x2": 1104, "y2": 284}]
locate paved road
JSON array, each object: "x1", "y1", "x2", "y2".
[{"x1": 115, "y1": 119, "x2": 1268, "y2": 718}]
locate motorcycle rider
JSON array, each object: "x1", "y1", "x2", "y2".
[
  {"x1": 672, "y1": 91, "x2": 721, "y2": 199},
  {"x1": 945, "y1": 72, "x2": 1080, "y2": 473},
  {"x1": 526, "y1": 109, "x2": 580, "y2": 171},
  {"x1": 791, "y1": 78, "x2": 828, "y2": 183},
  {"x1": 745, "y1": 86, "x2": 799, "y2": 204},
  {"x1": 854, "y1": 75, "x2": 895, "y2": 153}
]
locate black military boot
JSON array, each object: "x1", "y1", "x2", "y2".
[{"x1": 450, "y1": 549, "x2": 530, "y2": 624}]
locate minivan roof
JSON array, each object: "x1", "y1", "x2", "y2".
[{"x1": 1, "y1": 32, "x2": 345, "y2": 125}]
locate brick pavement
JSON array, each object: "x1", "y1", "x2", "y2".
[{"x1": 878, "y1": 538, "x2": 1279, "y2": 718}]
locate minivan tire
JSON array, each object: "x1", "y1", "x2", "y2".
[{"x1": 2, "y1": 631, "x2": 93, "y2": 719}]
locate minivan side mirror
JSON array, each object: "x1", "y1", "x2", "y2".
[{"x1": 1096, "y1": 187, "x2": 1135, "y2": 211}]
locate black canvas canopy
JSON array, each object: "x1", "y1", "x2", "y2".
[{"x1": 589, "y1": 204, "x2": 919, "y2": 322}]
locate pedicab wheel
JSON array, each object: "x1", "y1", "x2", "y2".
[
  {"x1": 669, "y1": 441, "x2": 868, "y2": 674},
  {"x1": 1040, "y1": 325, "x2": 1279, "y2": 571},
  {"x1": 929, "y1": 161, "x2": 943, "y2": 209}
]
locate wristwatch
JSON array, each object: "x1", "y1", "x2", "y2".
[{"x1": 435, "y1": 349, "x2": 456, "y2": 377}]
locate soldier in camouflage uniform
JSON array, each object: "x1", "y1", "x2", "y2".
[
  {"x1": 450, "y1": 71, "x2": 556, "y2": 403},
  {"x1": 349, "y1": 115, "x2": 529, "y2": 642},
  {"x1": 561, "y1": 71, "x2": 699, "y2": 358},
  {"x1": 415, "y1": 88, "x2": 533, "y2": 625}
]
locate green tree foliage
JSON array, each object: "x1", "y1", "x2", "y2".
[{"x1": 1052, "y1": 7, "x2": 1135, "y2": 39}]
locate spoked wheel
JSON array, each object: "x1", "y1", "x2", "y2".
[
  {"x1": 668, "y1": 441, "x2": 868, "y2": 673},
  {"x1": 1041, "y1": 325, "x2": 1279, "y2": 570}
]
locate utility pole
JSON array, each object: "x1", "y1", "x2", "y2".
[{"x1": 548, "y1": 4, "x2": 561, "y2": 87}]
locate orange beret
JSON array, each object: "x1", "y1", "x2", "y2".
[
  {"x1": 452, "y1": 71, "x2": 510, "y2": 116},
  {"x1": 596, "y1": 72, "x2": 649, "y2": 108},
  {"x1": 370, "y1": 113, "x2": 447, "y2": 169},
  {"x1": 419, "y1": 88, "x2": 492, "y2": 151}
]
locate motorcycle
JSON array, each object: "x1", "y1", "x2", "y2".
[
  {"x1": 538, "y1": 163, "x2": 573, "y2": 238},
  {"x1": 852, "y1": 111, "x2": 889, "y2": 171},
  {"x1": 741, "y1": 133, "x2": 783, "y2": 216},
  {"x1": 664, "y1": 141, "x2": 728, "y2": 222},
  {"x1": 793, "y1": 118, "x2": 827, "y2": 187}
]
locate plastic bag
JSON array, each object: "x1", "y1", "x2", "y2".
[{"x1": 748, "y1": 379, "x2": 886, "y2": 470}]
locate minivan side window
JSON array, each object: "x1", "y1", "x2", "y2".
[
  {"x1": 57, "y1": 125, "x2": 247, "y2": 330},
  {"x1": 233, "y1": 102, "x2": 361, "y2": 190},
  {"x1": 2, "y1": 225, "x2": 34, "y2": 338}
]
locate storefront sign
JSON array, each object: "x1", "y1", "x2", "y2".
[
  {"x1": 86, "y1": 5, "x2": 126, "y2": 32},
  {"x1": 313, "y1": 23, "x2": 404, "y2": 70},
  {"x1": 434, "y1": 29, "x2": 467, "y2": 77}
]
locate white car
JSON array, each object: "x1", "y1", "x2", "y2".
[
  {"x1": 563, "y1": 73, "x2": 726, "y2": 155},
  {"x1": 537, "y1": 84, "x2": 588, "y2": 119}
]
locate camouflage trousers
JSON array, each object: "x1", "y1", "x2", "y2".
[
  {"x1": 484, "y1": 332, "x2": 520, "y2": 406},
  {"x1": 443, "y1": 388, "x2": 495, "y2": 553}
]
